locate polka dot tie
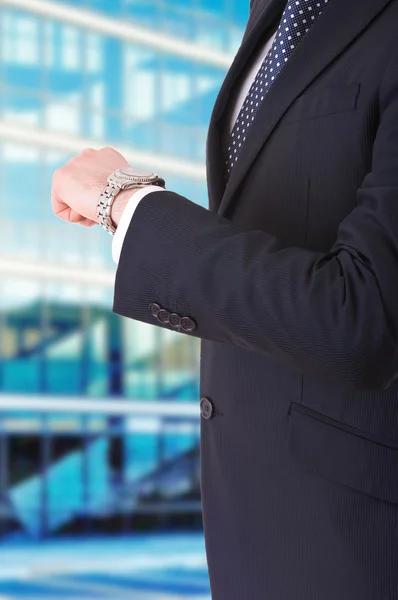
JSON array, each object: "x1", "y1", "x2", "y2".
[{"x1": 225, "y1": 0, "x2": 330, "y2": 181}]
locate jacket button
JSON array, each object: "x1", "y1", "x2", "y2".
[
  {"x1": 169, "y1": 313, "x2": 182, "y2": 328},
  {"x1": 181, "y1": 316, "x2": 196, "y2": 332},
  {"x1": 149, "y1": 303, "x2": 161, "y2": 317},
  {"x1": 157, "y1": 309, "x2": 170, "y2": 324},
  {"x1": 200, "y1": 397, "x2": 214, "y2": 420}
]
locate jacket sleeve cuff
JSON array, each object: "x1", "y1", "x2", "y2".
[{"x1": 112, "y1": 185, "x2": 167, "y2": 265}]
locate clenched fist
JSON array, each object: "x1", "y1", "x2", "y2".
[{"x1": 51, "y1": 147, "x2": 135, "y2": 228}]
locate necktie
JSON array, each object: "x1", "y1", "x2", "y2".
[{"x1": 225, "y1": 0, "x2": 330, "y2": 181}]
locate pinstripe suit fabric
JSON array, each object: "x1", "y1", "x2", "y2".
[{"x1": 114, "y1": 0, "x2": 398, "y2": 597}]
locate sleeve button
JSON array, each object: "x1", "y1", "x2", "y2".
[
  {"x1": 157, "y1": 309, "x2": 170, "y2": 324},
  {"x1": 181, "y1": 316, "x2": 196, "y2": 332},
  {"x1": 149, "y1": 303, "x2": 161, "y2": 317},
  {"x1": 169, "y1": 313, "x2": 182, "y2": 328}
]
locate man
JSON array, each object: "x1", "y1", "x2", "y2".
[{"x1": 52, "y1": 0, "x2": 398, "y2": 597}]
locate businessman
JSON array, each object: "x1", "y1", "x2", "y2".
[{"x1": 52, "y1": 0, "x2": 398, "y2": 598}]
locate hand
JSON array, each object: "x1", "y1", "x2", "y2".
[{"x1": 51, "y1": 147, "x2": 137, "y2": 228}]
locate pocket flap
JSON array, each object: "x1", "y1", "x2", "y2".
[
  {"x1": 289, "y1": 402, "x2": 398, "y2": 505},
  {"x1": 284, "y1": 82, "x2": 360, "y2": 122}
]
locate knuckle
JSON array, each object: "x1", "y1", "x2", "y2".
[
  {"x1": 81, "y1": 147, "x2": 95, "y2": 155},
  {"x1": 52, "y1": 168, "x2": 63, "y2": 184}
]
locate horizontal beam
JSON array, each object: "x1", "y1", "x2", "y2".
[
  {"x1": 0, "y1": 256, "x2": 115, "y2": 287},
  {"x1": 0, "y1": 394, "x2": 199, "y2": 418},
  {"x1": 1, "y1": 0, "x2": 234, "y2": 69},
  {"x1": 0, "y1": 121, "x2": 206, "y2": 181},
  {"x1": 132, "y1": 501, "x2": 203, "y2": 514}
]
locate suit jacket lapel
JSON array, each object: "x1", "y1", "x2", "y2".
[
  {"x1": 206, "y1": 0, "x2": 287, "y2": 212},
  {"x1": 214, "y1": 0, "x2": 393, "y2": 218}
]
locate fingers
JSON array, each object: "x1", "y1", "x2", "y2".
[
  {"x1": 77, "y1": 218, "x2": 98, "y2": 227},
  {"x1": 69, "y1": 209, "x2": 85, "y2": 223},
  {"x1": 52, "y1": 196, "x2": 96, "y2": 227},
  {"x1": 70, "y1": 209, "x2": 97, "y2": 226},
  {"x1": 51, "y1": 181, "x2": 68, "y2": 220},
  {"x1": 51, "y1": 168, "x2": 97, "y2": 225}
]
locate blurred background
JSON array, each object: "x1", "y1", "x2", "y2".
[{"x1": 0, "y1": 0, "x2": 248, "y2": 598}]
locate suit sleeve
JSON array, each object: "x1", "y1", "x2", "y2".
[
  {"x1": 113, "y1": 51, "x2": 398, "y2": 392},
  {"x1": 112, "y1": 186, "x2": 167, "y2": 265}
]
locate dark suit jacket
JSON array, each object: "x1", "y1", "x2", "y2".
[{"x1": 113, "y1": 0, "x2": 398, "y2": 597}]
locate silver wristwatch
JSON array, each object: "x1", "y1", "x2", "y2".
[{"x1": 97, "y1": 167, "x2": 166, "y2": 235}]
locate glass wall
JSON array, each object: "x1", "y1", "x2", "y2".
[{"x1": 0, "y1": 0, "x2": 247, "y2": 596}]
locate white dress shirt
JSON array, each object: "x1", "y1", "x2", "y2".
[{"x1": 112, "y1": 30, "x2": 278, "y2": 265}]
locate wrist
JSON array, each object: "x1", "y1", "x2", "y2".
[{"x1": 110, "y1": 188, "x2": 138, "y2": 227}]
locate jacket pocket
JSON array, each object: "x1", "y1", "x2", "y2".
[
  {"x1": 284, "y1": 82, "x2": 361, "y2": 123},
  {"x1": 288, "y1": 401, "x2": 398, "y2": 505}
]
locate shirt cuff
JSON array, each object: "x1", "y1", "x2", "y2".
[{"x1": 112, "y1": 185, "x2": 167, "y2": 264}]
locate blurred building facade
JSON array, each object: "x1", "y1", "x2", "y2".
[{"x1": 0, "y1": 0, "x2": 246, "y2": 540}]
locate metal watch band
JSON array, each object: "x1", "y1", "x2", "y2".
[
  {"x1": 97, "y1": 177, "x2": 165, "y2": 236},
  {"x1": 97, "y1": 180, "x2": 125, "y2": 236}
]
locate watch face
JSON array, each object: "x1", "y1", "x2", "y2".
[
  {"x1": 110, "y1": 167, "x2": 164, "y2": 190},
  {"x1": 116, "y1": 167, "x2": 154, "y2": 180}
]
